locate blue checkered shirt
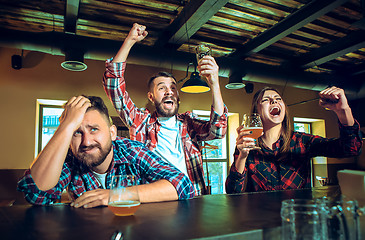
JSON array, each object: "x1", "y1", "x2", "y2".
[{"x1": 18, "y1": 137, "x2": 195, "y2": 205}]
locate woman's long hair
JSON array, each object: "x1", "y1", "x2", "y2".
[{"x1": 251, "y1": 87, "x2": 292, "y2": 155}]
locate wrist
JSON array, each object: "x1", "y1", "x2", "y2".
[
  {"x1": 57, "y1": 121, "x2": 78, "y2": 136},
  {"x1": 335, "y1": 107, "x2": 354, "y2": 126},
  {"x1": 123, "y1": 38, "x2": 136, "y2": 48}
]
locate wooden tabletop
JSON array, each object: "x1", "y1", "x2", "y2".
[{"x1": 0, "y1": 186, "x2": 343, "y2": 240}]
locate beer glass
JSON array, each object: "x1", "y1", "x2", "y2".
[
  {"x1": 241, "y1": 113, "x2": 263, "y2": 150},
  {"x1": 108, "y1": 175, "x2": 140, "y2": 216},
  {"x1": 281, "y1": 198, "x2": 361, "y2": 240},
  {"x1": 281, "y1": 199, "x2": 322, "y2": 240},
  {"x1": 195, "y1": 44, "x2": 212, "y2": 63}
]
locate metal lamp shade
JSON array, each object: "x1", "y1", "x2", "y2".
[
  {"x1": 225, "y1": 72, "x2": 246, "y2": 89},
  {"x1": 181, "y1": 72, "x2": 210, "y2": 93},
  {"x1": 61, "y1": 50, "x2": 87, "y2": 71}
]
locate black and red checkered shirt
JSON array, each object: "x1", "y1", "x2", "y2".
[{"x1": 226, "y1": 121, "x2": 362, "y2": 193}]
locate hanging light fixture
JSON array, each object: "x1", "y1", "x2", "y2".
[
  {"x1": 179, "y1": 62, "x2": 210, "y2": 93},
  {"x1": 61, "y1": 48, "x2": 87, "y2": 71},
  {"x1": 225, "y1": 71, "x2": 246, "y2": 90}
]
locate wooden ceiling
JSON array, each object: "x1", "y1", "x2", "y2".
[{"x1": 1, "y1": 0, "x2": 365, "y2": 98}]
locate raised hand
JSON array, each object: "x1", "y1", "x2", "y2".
[
  {"x1": 112, "y1": 23, "x2": 148, "y2": 63},
  {"x1": 197, "y1": 55, "x2": 219, "y2": 87},
  {"x1": 126, "y1": 23, "x2": 148, "y2": 43},
  {"x1": 318, "y1": 86, "x2": 349, "y2": 111},
  {"x1": 236, "y1": 125, "x2": 257, "y2": 156},
  {"x1": 319, "y1": 86, "x2": 354, "y2": 126}
]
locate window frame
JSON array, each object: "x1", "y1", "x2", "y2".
[
  {"x1": 193, "y1": 110, "x2": 229, "y2": 194},
  {"x1": 35, "y1": 99, "x2": 66, "y2": 157},
  {"x1": 293, "y1": 121, "x2": 312, "y2": 134}
]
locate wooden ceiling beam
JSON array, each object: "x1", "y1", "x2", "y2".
[
  {"x1": 230, "y1": 0, "x2": 350, "y2": 59},
  {"x1": 64, "y1": 0, "x2": 80, "y2": 34},
  {"x1": 296, "y1": 30, "x2": 365, "y2": 69},
  {"x1": 154, "y1": 0, "x2": 229, "y2": 48}
]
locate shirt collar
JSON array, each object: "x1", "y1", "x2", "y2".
[
  {"x1": 151, "y1": 111, "x2": 184, "y2": 124},
  {"x1": 112, "y1": 140, "x2": 129, "y2": 165}
]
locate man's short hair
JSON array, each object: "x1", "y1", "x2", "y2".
[
  {"x1": 147, "y1": 72, "x2": 177, "y2": 91},
  {"x1": 84, "y1": 96, "x2": 113, "y2": 125}
]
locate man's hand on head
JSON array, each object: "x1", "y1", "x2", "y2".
[
  {"x1": 71, "y1": 189, "x2": 110, "y2": 208},
  {"x1": 59, "y1": 96, "x2": 92, "y2": 132}
]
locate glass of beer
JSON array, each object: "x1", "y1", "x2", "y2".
[
  {"x1": 108, "y1": 175, "x2": 140, "y2": 216},
  {"x1": 241, "y1": 113, "x2": 263, "y2": 150},
  {"x1": 195, "y1": 44, "x2": 212, "y2": 63}
]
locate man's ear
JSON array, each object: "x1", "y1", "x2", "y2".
[
  {"x1": 110, "y1": 125, "x2": 117, "y2": 141},
  {"x1": 147, "y1": 91, "x2": 154, "y2": 104}
]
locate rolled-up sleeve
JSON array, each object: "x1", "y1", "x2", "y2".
[
  {"x1": 17, "y1": 167, "x2": 71, "y2": 205},
  {"x1": 130, "y1": 144, "x2": 195, "y2": 200},
  {"x1": 225, "y1": 160, "x2": 248, "y2": 194}
]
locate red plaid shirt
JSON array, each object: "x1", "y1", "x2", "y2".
[
  {"x1": 226, "y1": 121, "x2": 362, "y2": 193},
  {"x1": 103, "y1": 60, "x2": 228, "y2": 196}
]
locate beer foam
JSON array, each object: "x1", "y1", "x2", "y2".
[{"x1": 109, "y1": 201, "x2": 140, "y2": 207}]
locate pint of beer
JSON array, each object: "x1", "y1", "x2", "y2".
[
  {"x1": 242, "y1": 113, "x2": 263, "y2": 150},
  {"x1": 195, "y1": 44, "x2": 212, "y2": 63},
  {"x1": 108, "y1": 175, "x2": 141, "y2": 216}
]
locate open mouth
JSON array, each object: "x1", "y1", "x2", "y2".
[
  {"x1": 163, "y1": 99, "x2": 175, "y2": 109},
  {"x1": 269, "y1": 106, "x2": 281, "y2": 116}
]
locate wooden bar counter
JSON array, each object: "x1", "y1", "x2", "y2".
[{"x1": 0, "y1": 186, "x2": 343, "y2": 240}]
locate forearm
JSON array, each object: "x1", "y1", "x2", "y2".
[
  {"x1": 137, "y1": 179, "x2": 178, "y2": 203},
  {"x1": 17, "y1": 169, "x2": 64, "y2": 205},
  {"x1": 211, "y1": 82, "x2": 224, "y2": 116},
  {"x1": 235, "y1": 153, "x2": 248, "y2": 174},
  {"x1": 112, "y1": 39, "x2": 135, "y2": 63},
  {"x1": 103, "y1": 60, "x2": 140, "y2": 129},
  {"x1": 30, "y1": 124, "x2": 73, "y2": 191},
  {"x1": 335, "y1": 107, "x2": 355, "y2": 126},
  {"x1": 225, "y1": 163, "x2": 248, "y2": 194}
]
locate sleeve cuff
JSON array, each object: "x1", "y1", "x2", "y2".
[{"x1": 105, "y1": 58, "x2": 126, "y2": 76}]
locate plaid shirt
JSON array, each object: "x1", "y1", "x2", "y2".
[
  {"x1": 226, "y1": 121, "x2": 362, "y2": 193},
  {"x1": 17, "y1": 137, "x2": 195, "y2": 205},
  {"x1": 103, "y1": 60, "x2": 228, "y2": 196}
]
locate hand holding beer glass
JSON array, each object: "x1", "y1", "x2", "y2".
[
  {"x1": 108, "y1": 175, "x2": 140, "y2": 216},
  {"x1": 195, "y1": 44, "x2": 212, "y2": 63},
  {"x1": 241, "y1": 113, "x2": 263, "y2": 150}
]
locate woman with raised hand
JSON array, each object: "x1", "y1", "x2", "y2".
[{"x1": 226, "y1": 86, "x2": 362, "y2": 193}]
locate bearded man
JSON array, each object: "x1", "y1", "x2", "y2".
[
  {"x1": 103, "y1": 23, "x2": 228, "y2": 196},
  {"x1": 18, "y1": 96, "x2": 194, "y2": 207}
]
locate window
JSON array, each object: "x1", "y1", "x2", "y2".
[
  {"x1": 36, "y1": 99, "x2": 66, "y2": 156},
  {"x1": 193, "y1": 110, "x2": 228, "y2": 194},
  {"x1": 294, "y1": 122, "x2": 311, "y2": 134},
  {"x1": 293, "y1": 117, "x2": 327, "y2": 187},
  {"x1": 111, "y1": 116, "x2": 130, "y2": 138}
]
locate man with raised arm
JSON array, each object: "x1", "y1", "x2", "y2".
[{"x1": 103, "y1": 23, "x2": 228, "y2": 196}]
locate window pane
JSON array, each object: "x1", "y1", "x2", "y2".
[
  {"x1": 203, "y1": 162, "x2": 227, "y2": 194},
  {"x1": 294, "y1": 122, "x2": 311, "y2": 134},
  {"x1": 193, "y1": 110, "x2": 229, "y2": 194},
  {"x1": 41, "y1": 107, "x2": 64, "y2": 150},
  {"x1": 201, "y1": 138, "x2": 226, "y2": 159}
]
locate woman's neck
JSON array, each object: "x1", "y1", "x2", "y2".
[{"x1": 262, "y1": 124, "x2": 282, "y2": 149}]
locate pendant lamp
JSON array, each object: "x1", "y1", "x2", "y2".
[
  {"x1": 179, "y1": 62, "x2": 210, "y2": 93},
  {"x1": 61, "y1": 49, "x2": 87, "y2": 71},
  {"x1": 225, "y1": 72, "x2": 246, "y2": 90}
]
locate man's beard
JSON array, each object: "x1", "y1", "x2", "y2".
[
  {"x1": 155, "y1": 96, "x2": 179, "y2": 117},
  {"x1": 74, "y1": 141, "x2": 112, "y2": 169}
]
